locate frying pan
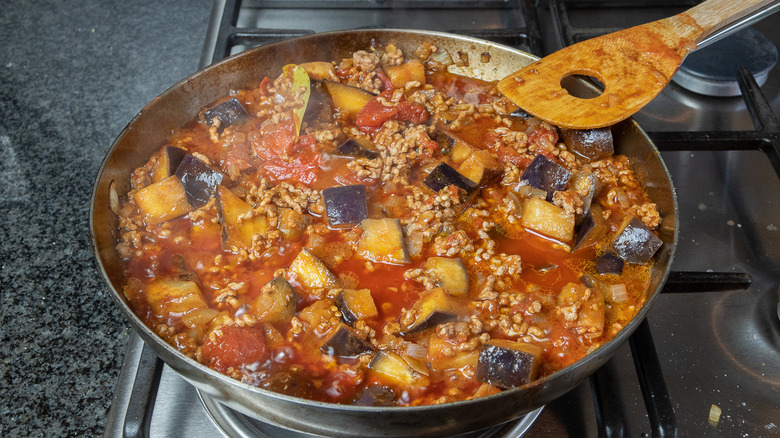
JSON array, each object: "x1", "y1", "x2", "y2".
[{"x1": 90, "y1": 29, "x2": 678, "y2": 437}]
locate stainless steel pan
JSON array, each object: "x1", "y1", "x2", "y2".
[{"x1": 90, "y1": 29, "x2": 678, "y2": 437}]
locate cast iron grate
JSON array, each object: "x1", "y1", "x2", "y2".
[{"x1": 203, "y1": 0, "x2": 543, "y2": 64}]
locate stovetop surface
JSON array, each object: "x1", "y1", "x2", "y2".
[{"x1": 104, "y1": 0, "x2": 780, "y2": 436}]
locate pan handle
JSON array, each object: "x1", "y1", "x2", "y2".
[{"x1": 123, "y1": 342, "x2": 164, "y2": 438}]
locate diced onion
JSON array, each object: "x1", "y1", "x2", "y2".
[
  {"x1": 609, "y1": 284, "x2": 628, "y2": 303},
  {"x1": 428, "y1": 49, "x2": 454, "y2": 67},
  {"x1": 402, "y1": 342, "x2": 428, "y2": 361}
]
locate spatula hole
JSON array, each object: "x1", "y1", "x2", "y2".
[{"x1": 561, "y1": 74, "x2": 605, "y2": 99}]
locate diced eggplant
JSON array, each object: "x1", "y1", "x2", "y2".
[
  {"x1": 133, "y1": 175, "x2": 194, "y2": 225},
  {"x1": 559, "y1": 127, "x2": 614, "y2": 162},
  {"x1": 450, "y1": 140, "x2": 474, "y2": 164},
  {"x1": 384, "y1": 59, "x2": 426, "y2": 88},
  {"x1": 261, "y1": 370, "x2": 315, "y2": 399},
  {"x1": 458, "y1": 150, "x2": 503, "y2": 185},
  {"x1": 353, "y1": 385, "x2": 396, "y2": 407},
  {"x1": 423, "y1": 162, "x2": 478, "y2": 195},
  {"x1": 203, "y1": 97, "x2": 249, "y2": 132},
  {"x1": 611, "y1": 216, "x2": 663, "y2": 264},
  {"x1": 324, "y1": 80, "x2": 374, "y2": 119},
  {"x1": 298, "y1": 299, "x2": 335, "y2": 327},
  {"x1": 423, "y1": 257, "x2": 469, "y2": 297},
  {"x1": 175, "y1": 154, "x2": 225, "y2": 208},
  {"x1": 520, "y1": 154, "x2": 573, "y2": 195},
  {"x1": 151, "y1": 146, "x2": 187, "y2": 183},
  {"x1": 334, "y1": 138, "x2": 380, "y2": 159},
  {"x1": 400, "y1": 288, "x2": 461, "y2": 334},
  {"x1": 278, "y1": 208, "x2": 311, "y2": 241},
  {"x1": 596, "y1": 252, "x2": 625, "y2": 274},
  {"x1": 299, "y1": 61, "x2": 337, "y2": 81},
  {"x1": 251, "y1": 277, "x2": 298, "y2": 323},
  {"x1": 432, "y1": 128, "x2": 473, "y2": 163},
  {"x1": 320, "y1": 325, "x2": 375, "y2": 358},
  {"x1": 323, "y1": 184, "x2": 369, "y2": 228},
  {"x1": 336, "y1": 289, "x2": 378, "y2": 325},
  {"x1": 290, "y1": 248, "x2": 338, "y2": 289},
  {"x1": 559, "y1": 282, "x2": 605, "y2": 339},
  {"x1": 369, "y1": 351, "x2": 429, "y2": 386},
  {"x1": 428, "y1": 332, "x2": 479, "y2": 372},
  {"x1": 217, "y1": 185, "x2": 268, "y2": 250},
  {"x1": 146, "y1": 278, "x2": 207, "y2": 317},
  {"x1": 520, "y1": 197, "x2": 575, "y2": 242},
  {"x1": 356, "y1": 218, "x2": 410, "y2": 265},
  {"x1": 475, "y1": 340, "x2": 543, "y2": 389},
  {"x1": 572, "y1": 204, "x2": 608, "y2": 251},
  {"x1": 571, "y1": 170, "x2": 599, "y2": 223}
]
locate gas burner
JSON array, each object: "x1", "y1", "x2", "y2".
[
  {"x1": 200, "y1": 392, "x2": 543, "y2": 438},
  {"x1": 672, "y1": 28, "x2": 778, "y2": 97}
]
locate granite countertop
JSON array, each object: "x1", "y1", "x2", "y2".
[{"x1": 0, "y1": 1, "x2": 212, "y2": 435}]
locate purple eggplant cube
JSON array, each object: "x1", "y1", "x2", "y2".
[
  {"x1": 335, "y1": 138, "x2": 380, "y2": 160},
  {"x1": 323, "y1": 184, "x2": 368, "y2": 228},
  {"x1": 174, "y1": 154, "x2": 225, "y2": 208},
  {"x1": 320, "y1": 325, "x2": 375, "y2": 358},
  {"x1": 353, "y1": 385, "x2": 395, "y2": 406},
  {"x1": 423, "y1": 162, "x2": 478, "y2": 194},
  {"x1": 560, "y1": 127, "x2": 614, "y2": 162},
  {"x1": 203, "y1": 98, "x2": 249, "y2": 132},
  {"x1": 596, "y1": 252, "x2": 625, "y2": 274},
  {"x1": 520, "y1": 154, "x2": 573, "y2": 194},
  {"x1": 476, "y1": 340, "x2": 543, "y2": 388},
  {"x1": 611, "y1": 216, "x2": 663, "y2": 264}
]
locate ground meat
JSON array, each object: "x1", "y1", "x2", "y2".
[{"x1": 381, "y1": 43, "x2": 404, "y2": 66}]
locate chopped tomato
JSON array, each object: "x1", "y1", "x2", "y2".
[
  {"x1": 528, "y1": 127, "x2": 558, "y2": 150},
  {"x1": 356, "y1": 96, "x2": 399, "y2": 129},
  {"x1": 355, "y1": 91, "x2": 429, "y2": 133},
  {"x1": 261, "y1": 151, "x2": 321, "y2": 186},
  {"x1": 251, "y1": 117, "x2": 297, "y2": 160},
  {"x1": 397, "y1": 100, "x2": 429, "y2": 125},
  {"x1": 200, "y1": 325, "x2": 269, "y2": 373},
  {"x1": 220, "y1": 142, "x2": 254, "y2": 175}
]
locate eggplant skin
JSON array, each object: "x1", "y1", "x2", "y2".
[
  {"x1": 423, "y1": 162, "x2": 478, "y2": 194},
  {"x1": 520, "y1": 154, "x2": 573, "y2": 195},
  {"x1": 320, "y1": 325, "x2": 375, "y2": 358},
  {"x1": 596, "y1": 252, "x2": 624, "y2": 274},
  {"x1": 323, "y1": 184, "x2": 368, "y2": 228},
  {"x1": 203, "y1": 97, "x2": 249, "y2": 132},
  {"x1": 175, "y1": 154, "x2": 225, "y2": 208},
  {"x1": 353, "y1": 385, "x2": 396, "y2": 406},
  {"x1": 335, "y1": 138, "x2": 380, "y2": 159},
  {"x1": 476, "y1": 340, "x2": 542, "y2": 389},
  {"x1": 611, "y1": 216, "x2": 663, "y2": 264}
]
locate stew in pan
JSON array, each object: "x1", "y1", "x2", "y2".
[{"x1": 114, "y1": 40, "x2": 663, "y2": 406}]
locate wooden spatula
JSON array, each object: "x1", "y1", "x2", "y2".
[{"x1": 497, "y1": 0, "x2": 779, "y2": 129}]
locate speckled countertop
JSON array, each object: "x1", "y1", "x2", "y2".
[{"x1": 0, "y1": 1, "x2": 212, "y2": 435}]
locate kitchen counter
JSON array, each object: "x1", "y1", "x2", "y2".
[{"x1": 0, "y1": 1, "x2": 212, "y2": 435}]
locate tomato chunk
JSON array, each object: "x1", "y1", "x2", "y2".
[
  {"x1": 201, "y1": 325, "x2": 269, "y2": 373},
  {"x1": 355, "y1": 91, "x2": 429, "y2": 133}
]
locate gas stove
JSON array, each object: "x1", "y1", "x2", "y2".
[{"x1": 104, "y1": 0, "x2": 780, "y2": 436}]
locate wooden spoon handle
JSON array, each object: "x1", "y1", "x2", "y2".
[{"x1": 686, "y1": 0, "x2": 778, "y2": 44}]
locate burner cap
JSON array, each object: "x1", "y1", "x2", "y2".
[{"x1": 671, "y1": 28, "x2": 778, "y2": 97}]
